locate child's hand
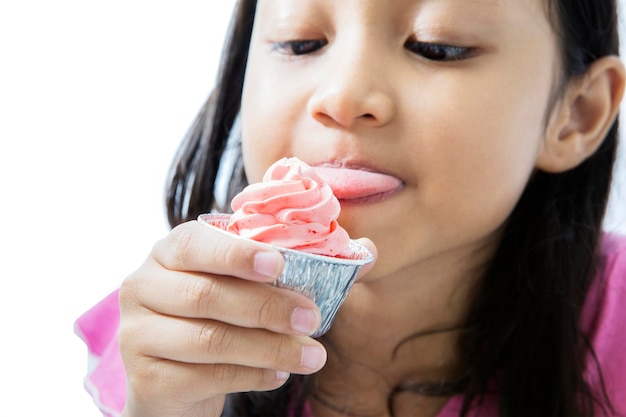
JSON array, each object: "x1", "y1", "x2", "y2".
[{"x1": 118, "y1": 220, "x2": 327, "y2": 417}]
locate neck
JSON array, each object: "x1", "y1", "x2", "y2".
[{"x1": 311, "y1": 239, "x2": 495, "y2": 416}]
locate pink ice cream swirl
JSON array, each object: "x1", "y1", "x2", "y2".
[{"x1": 227, "y1": 157, "x2": 353, "y2": 257}]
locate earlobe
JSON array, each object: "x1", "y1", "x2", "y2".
[{"x1": 536, "y1": 55, "x2": 626, "y2": 173}]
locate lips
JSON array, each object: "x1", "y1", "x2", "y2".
[{"x1": 313, "y1": 166, "x2": 403, "y2": 201}]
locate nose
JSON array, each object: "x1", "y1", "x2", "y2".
[{"x1": 307, "y1": 45, "x2": 394, "y2": 129}]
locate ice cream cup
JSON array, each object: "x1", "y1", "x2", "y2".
[{"x1": 197, "y1": 213, "x2": 374, "y2": 337}]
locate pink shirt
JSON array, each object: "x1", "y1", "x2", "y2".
[{"x1": 75, "y1": 234, "x2": 626, "y2": 417}]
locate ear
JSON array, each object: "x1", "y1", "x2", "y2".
[{"x1": 537, "y1": 56, "x2": 626, "y2": 173}]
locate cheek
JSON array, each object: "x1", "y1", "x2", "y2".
[
  {"x1": 240, "y1": 133, "x2": 264, "y2": 184},
  {"x1": 239, "y1": 99, "x2": 267, "y2": 184},
  {"x1": 240, "y1": 64, "x2": 287, "y2": 183},
  {"x1": 426, "y1": 99, "x2": 543, "y2": 223},
  {"x1": 384, "y1": 80, "x2": 549, "y2": 263},
  {"x1": 429, "y1": 70, "x2": 549, "y2": 186},
  {"x1": 240, "y1": 44, "x2": 315, "y2": 183}
]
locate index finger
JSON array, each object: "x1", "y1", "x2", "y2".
[{"x1": 152, "y1": 220, "x2": 284, "y2": 282}]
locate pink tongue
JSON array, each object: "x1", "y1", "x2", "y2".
[{"x1": 314, "y1": 167, "x2": 402, "y2": 200}]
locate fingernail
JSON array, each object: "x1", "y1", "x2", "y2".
[
  {"x1": 301, "y1": 346, "x2": 326, "y2": 370},
  {"x1": 254, "y1": 251, "x2": 281, "y2": 278},
  {"x1": 276, "y1": 370, "x2": 290, "y2": 381},
  {"x1": 291, "y1": 308, "x2": 319, "y2": 335}
]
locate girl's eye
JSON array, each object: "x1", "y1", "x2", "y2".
[
  {"x1": 273, "y1": 39, "x2": 328, "y2": 56},
  {"x1": 404, "y1": 40, "x2": 472, "y2": 61}
]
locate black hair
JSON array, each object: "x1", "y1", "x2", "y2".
[
  {"x1": 165, "y1": 0, "x2": 621, "y2": 415},
  {"x1": 165, "y1": 0, "x2": 255, "y2": 226}
]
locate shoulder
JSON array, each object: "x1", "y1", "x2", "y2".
[
  {"x1": 590, "y1": 233, "x2": 626, "y2": 318},
  {"x1": 599, "y1": 232, "x2": 626, "y2": 264},
  {"x1": 74, "y1": 290, "x2": 125, "y2": 417},
  {"x1": 583, "y1": 232, "x2": 626, "y2": 415},
  {"x1": 75, "y1": 289, "x2": 121, "y2": 355},
  {"x1": 583, "y1": 232, "x2": 626, "y2": 323},
  {"x1": 585, "y1": 232, "x2": 626, "y2": 341}
]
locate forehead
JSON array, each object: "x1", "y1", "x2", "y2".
[
  {"x1": 254, "y1": 0, "x2": 548, "y2": 16},
  {"x1": 254, "y1": 0, "x2": 553, "y2": 34}
]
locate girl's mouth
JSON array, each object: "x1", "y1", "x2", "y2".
[{"x1": 313, "y1": 166, "x2": 404, "y2": 204}]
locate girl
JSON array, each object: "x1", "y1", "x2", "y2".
[{"x1": 76, "y1": 0, "x2": 626, "y2": 416}]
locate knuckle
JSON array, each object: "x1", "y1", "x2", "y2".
[
  {"x1": 157, "y1": 224, "x2": 197, "y2": 269},
  {"x1": 119, "y1": 271, "x2": 142, "y2": 307},
  {"x1": 256, "y1": 293, "x2": 285, "y2": 327},
  {"x1": 219, "y1": 238, "x2": 244, "y2": 270},
  {"x1": 210, "y1": 365, "x2": 281, "y2": 393},
  {"x1": 118, "y1": 315, "x2": 150, "y2": 357},
  {"x1": 185, "y1": 277, "x2": 220, "y2": 314},
  {"x1": 118, "y1": 283, "x2": 145, "y2": 350},
  {"x1": 131, "y1": 358, "x2": 161, "y2": 384},
  {"x1": 262, "y1": 335, "x2": 295, "y2": 368},
  {"x1": 126, "y1": 360, "x2": 172, "y2": 406},
  {"x1": 118, "y1": 279, "x2": 134, "y2": 309},
  {"x1": 117, "y1": 323, "x2": 133, "y2": 354},
  {"x1": 209, "y1": 364, "x2": 241, "y2": 389},
  {"x1": 197, "y1": 321, "x2": 233, "y2": 358},
  {"x1": 218, "y1": 238, "x2": 256, "y2": 275},
  {"x1": 170, "y1": 227, "x2": 197, "y2": 267}
]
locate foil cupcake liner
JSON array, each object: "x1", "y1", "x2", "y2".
[{"x1": 197, "y1": 213, "x2": 374, "y2": 337}]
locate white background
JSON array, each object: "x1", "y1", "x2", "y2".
[{"x1": 0, "y1": 1, "x2": 624, "y2": 415}]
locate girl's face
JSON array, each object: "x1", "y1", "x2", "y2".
[{"x1": 240, "y1": 0, "x2": 561, "y2": 280}]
